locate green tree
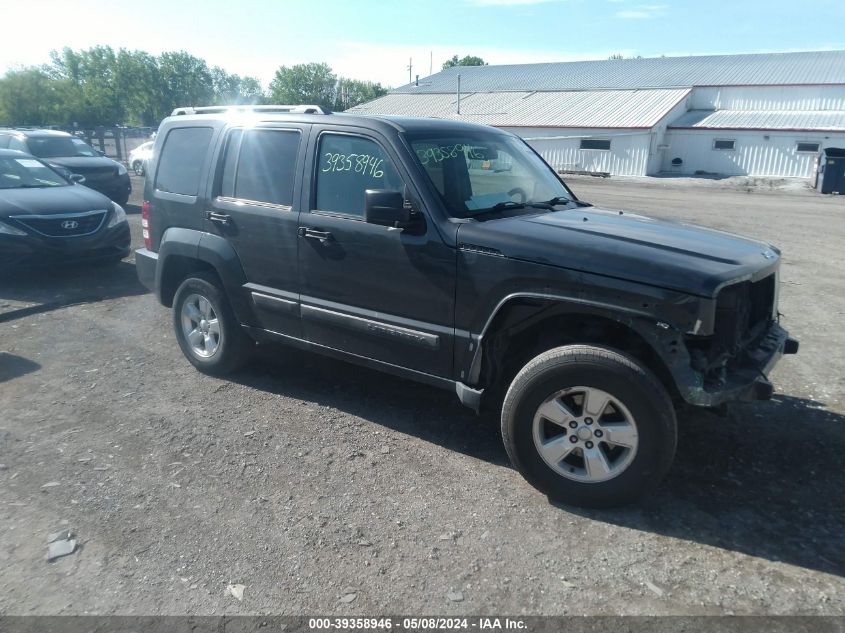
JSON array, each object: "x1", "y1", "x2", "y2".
[
  {"x1": 442, "y1": 55, "x2": 487, "y2": 70},
  {"x1": 334, "y1": 78, "x2": 388, "y2": 111},
  {"x1": 268, "y1": 63, "x2": 337, "y2": 109},
  {"x1": 211, "y1": 67, "x2": 264, "y2": 106},
  {"x1": 155, "y1": 51, "x2": 215, "y2": 117},
  {"x1": 49, "y1": 46, "x2": 122, "y2": 126},
  {"x1": 1, "y1": 47, "x2": 269, "y2": 127},
  {"x1": 114, "y1": 49, "x2": 162, "y2": 126},
  {"x1": 0, "y1": 68, "x2": 65, "y2": 126}
]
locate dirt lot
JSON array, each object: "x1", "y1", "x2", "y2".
[{"x1": 1, "y1": 174, "x2": 843, "y2": 616}]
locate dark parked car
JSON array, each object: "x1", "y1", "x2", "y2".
[
  {"x1": 0, "y1": 129, "x2": 131, "y2": 206},
  {"x1": 0, "y1": 149, "x2": 130, "y2": 267},
  {"x1": 135, "y1": 106, "x2": 798, "y2": 507}
]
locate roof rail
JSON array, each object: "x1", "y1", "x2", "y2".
[{"x1": 170, "y1": 104, "x2": 331, "y2": 116}]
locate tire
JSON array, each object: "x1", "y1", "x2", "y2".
[
  {"x1": 172, "y1": 271, "x2": 253, "y2": 375},
  {"x1": 501, "y1": 345, "x2": 677, "y2": 508},
  {"x1": 113, "y1": 192, "x2": 130, "y2": 207}
]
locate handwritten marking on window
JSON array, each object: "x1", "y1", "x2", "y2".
[
  {"x1": 321, "y1": 152, "x2": 384, "y2": 178},
  {"x1": 415, "y1": 144, "x2": 487, "y2": 165}
]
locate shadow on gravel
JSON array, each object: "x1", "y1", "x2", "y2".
[
  {"x1": 563, "y1": 394, "x2": 845, "y2": 579},
  {"x1": 0, "y1": 352, "x2": 40, "y2": 382},
  {"x1": 236, "y1": 346, "x2": 510, "y2": 467},
  {"x1": 0, "y1": 261, "x2": 147, "y2": 323},
  {"x1": 234, "y1": 346, "x2": 845, "y2": 579}
]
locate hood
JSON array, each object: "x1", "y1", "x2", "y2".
[
  {"x1": 0, "y1": 184, "x2": 113, "y2": 217},
  {"x1": 456, "y1": 207, "x2": 779, "y2": 297},
  {"x1": 44, "y1": 156, "x2": 120, "y2": 174}
]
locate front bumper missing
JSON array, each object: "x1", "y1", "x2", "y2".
[{"x1": 679, "y1": 322, "x2": 798, "y2": 407}]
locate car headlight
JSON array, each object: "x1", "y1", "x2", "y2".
[
  {"x1": 117, "y1": 163, "x2": 128, "y2": 176},
  {"x1": 0, "y1": 220, "x2": 26, "y2": 236},
  {"x1": 107, "y1": 203, "x2": 127, "y2": 228}
]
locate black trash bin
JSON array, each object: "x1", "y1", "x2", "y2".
[{"x1": 820, "y1": 147, "x2": 845, "y2": 194}]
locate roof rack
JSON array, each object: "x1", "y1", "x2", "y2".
[{"x1": 170, "y1": 104, "x2": 331, "y2": 116}]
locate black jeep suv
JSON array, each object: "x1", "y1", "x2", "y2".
[
  {"x1": 0, "y1": 129, "x2": 131, "y2": 206},
  {"x1": 135, "y1": 105, "x2": 797, "y2": 507}
]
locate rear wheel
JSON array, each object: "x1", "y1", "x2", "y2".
[
  {"x1": 172, "y1": 272, "x2": 253, "y2": 375},
  {"x1": 501, "y1": 344, "x2": 677, "y2": 507},
  {"x1": 113, "y1": 192, "x2": 130, "y2": 207}
]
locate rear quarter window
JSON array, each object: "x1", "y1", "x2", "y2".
[{"x1": 155, "y1": 127, "x2": 213, "y2": 196}]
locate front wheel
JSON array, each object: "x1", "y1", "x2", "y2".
[
  {"x1": 501, "y1": 345, "x2": 677, "y2": 508},
  {"x1": 172, "y1": 272, "x2": 253, "y2": 375}
]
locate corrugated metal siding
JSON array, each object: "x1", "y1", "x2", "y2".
[
  {"x1": 510, "y1": 128, "x2": 653, "y2": 176},
  {"x1": 670, "y1": 109, "x2": 845, "y2": 131},
  {"x1": 646, "y1": 95, "x2": 694, "y2": 175},
  {"x1": 349, "y1": 89, "x2": 690, "y2": 128},
  {"x1": 691, "y1": 85, "x2": 845, "y2": 111},
  {"x1": 661, "y1": 130, "x2": 845, "y2": 177},
  {"x1": 394, "y1": 51, "x2": 845, "y2": 94}
]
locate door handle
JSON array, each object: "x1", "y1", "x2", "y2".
[
  {"x1": 206, "y1": 211, "x2": 231, "y2": 226},
  {"x1": 298, "y1": 227, "x2": 333, "y2": 243}
]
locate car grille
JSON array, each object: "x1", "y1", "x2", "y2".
[
  {"x1": 78, "y1": 167, "x2": 118, "y2": 183},
  {"x1": 713, "y1": 273, "x2": 776, "y2": 352},
  {"x1": 11, "y1": 210, "x2": 108, "y2": 237}
]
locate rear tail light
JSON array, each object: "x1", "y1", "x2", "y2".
[{"x1": 141, "y1": 200, "x2": 152, "y2": 250}]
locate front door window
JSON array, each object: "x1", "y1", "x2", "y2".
[{"x1": 314, "y1": 134, "x2": 403, "y2": 216}]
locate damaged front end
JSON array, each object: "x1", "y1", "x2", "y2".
[{"x1": 675, "y1": 271, "x2": 798, "y2": 407}]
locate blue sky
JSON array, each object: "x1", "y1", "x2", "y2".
[{"x1": 2, "y1": 0, "x2": 843, "y2": 88}]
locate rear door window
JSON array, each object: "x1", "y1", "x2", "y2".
[
  {"x1": 155, "y1": 127, "x2": 213, "y2": 196},
  {"x1": 233, "y1": 129, "x2": 300, "y2": 206}
]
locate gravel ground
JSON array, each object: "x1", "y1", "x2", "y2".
[{"x1": 0, "y1": 174, "x2": 843, "y2": 615}]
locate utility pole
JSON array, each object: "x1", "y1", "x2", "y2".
[
  {"x1": 456, "y1": 74, "x2": 461, "y2": 115},
  {"x1": 407, "y1": 58, "x2": 413, "y2": 85}
]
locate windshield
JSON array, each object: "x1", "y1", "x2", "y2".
[
  {"x1": 0, "y1": 156, "x2": 68, "y2": 189},
  {"x1": 408, "y1": 131, "x2": 572, "y2": 217},
  {"x1": 26, "y1": 136, "x2": 99, "y2": 158}
]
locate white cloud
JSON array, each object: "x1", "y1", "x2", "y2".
[
  {"x1": 615, "y1": 4, "x2": 667, "y2": 19},
  {"x1": 466, "y1": 0, "x2": 562, "y2": 5}
]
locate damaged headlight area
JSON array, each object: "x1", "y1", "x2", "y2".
[{"x1": 686, "y1": 274, "x2": 776, "y2": 387}]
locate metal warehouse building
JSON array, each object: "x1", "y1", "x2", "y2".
[{"x1": 349, "y1": 50, "x2": 845, "y2": 179}]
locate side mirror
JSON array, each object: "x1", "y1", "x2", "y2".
[
  {"x1": 69, "y1": 173, "x2": 86, "y2": 185},
  {"x1": 364, "y1": 189, "x2": 411, "y2": 228},
  {"x1": 96, "y1": 149, "x2": 106, "y2": 157}
]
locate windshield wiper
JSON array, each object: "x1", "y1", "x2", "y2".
[
  {"x1": 485, "y1": 201, "x2": 528, "y2": 212},
  {"x1": 541, "y1": 196, "x2": 593, "y2": 207},
  {"x1": 542, "y1": 196, "x2": 572, "y2": 206},
  {"x1": 484, "y1": 200, "x2": 556, "y2": 213}
]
